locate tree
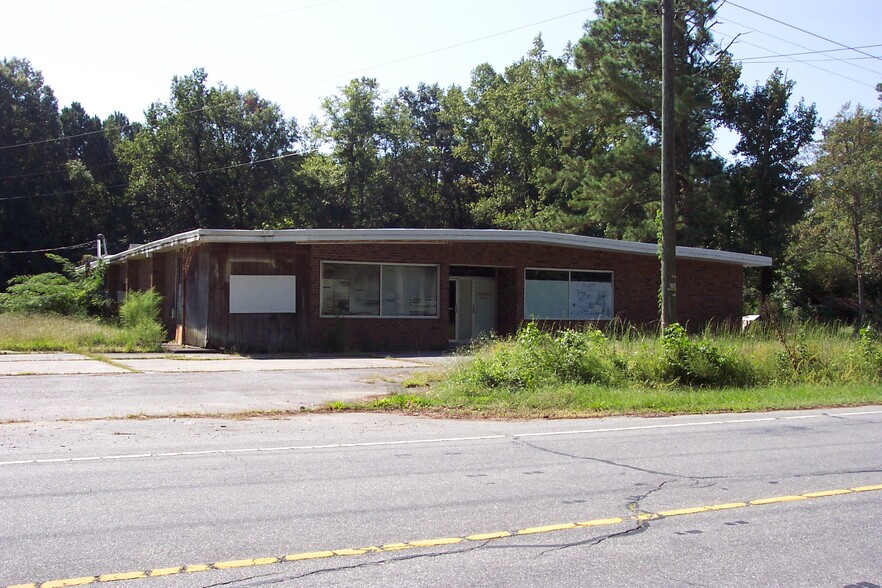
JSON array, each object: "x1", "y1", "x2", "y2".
[
  {"x1": 467, "y1": 36, "x2": 566, "y2": 229},
  {"x1": 119, "y1": 69, "x2": 298, "y2": 241},
  {"x1": 0, "y1": 58, "x2": 68, "y2": 284},
  {"x1": 793, "y1": 105, "x2": 882, "y2": 327},
  {"x1": 57, "y1": 103, "x2": 133, "y2": 249},
  {"x1": 315, "y1": 77, "x2": 389, "y2": 227},
  {"x1": 381, "y1": 83, "x2": 476, "y2": 227},
  {"x1": 723, "y1": 69, "x2": 817, "y2": 301},
  {"x1": 549, "y1": 0, "x2": 741, "y2": 244}
]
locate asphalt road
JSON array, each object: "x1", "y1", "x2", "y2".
[{"x1": 2, "y1": 406, "x2": 881, "y2": 587}]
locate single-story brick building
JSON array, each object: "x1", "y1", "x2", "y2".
[{"x1": 102, "y1": 228, "x2": 771, "y2": 352}]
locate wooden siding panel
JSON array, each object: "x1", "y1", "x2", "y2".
[{"x1": 205, "y1": 243, "x2": 311, "y2": 352}]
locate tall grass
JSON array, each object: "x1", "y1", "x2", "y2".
[
  {"x1": 0, "y1": 314, "x2": 132, "y2": 352},
  {"x1": 444, "y1": 321, "x2": 882, "y2": 394},
  {"x1": 341, "y1": 321, "x2": 877, "y2": 417},
  {"x1": 0, "y1": 289, "x2": 167, "y2": 352}
]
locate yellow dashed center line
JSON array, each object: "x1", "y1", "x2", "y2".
[{"x1": 8, "y1": 483, "x2": 879, "y2": 588}]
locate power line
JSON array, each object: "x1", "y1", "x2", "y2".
[
  {"x1": 0, "y1": 240, "x2": 96, "y2": 255},
  {"x1": 0, "y1": 161, "x2": 123, "y2": 182},
  {"x1": 180, "y1": 0, "x2": 342, "y2": 37},
  {"x1": 0, "y1": 147, "x2": 310, "y2": 204},
  {"x1": 278, "y1": 8, "x2": 595, "y2": 90},
  {"x1": 738, "y1": 44, "x2": 882, "y2": 61},
  {"x1": 0, "y1": 126, "x2": 124, "y2": 152},
  {"x1": 716, "y1": 31, "x2": 874, "y2": 88},
  {"x1": 42, "y1": 0, "x2": 197, "y2": 39},
  {"x1": 188, "y1": 151, "x2": 302, "y2": 176},
  {"x1": 718, "y1": 14, "x2": 882, "y2": 77},
  {"x1": 0, "y1": 183, "x2": 128, "y2": 203},
  {"x1": 0, "y1": 6, "x2": 594, "y2": 154},
  {"x1": 743, "y1": 56, "x2": 882, "y2": 65},
  {"x1": 726, "y1": 1, "x2": 882, "y2": 64}
]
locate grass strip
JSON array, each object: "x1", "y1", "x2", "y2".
[{"x1": 328, "y1": 381, "x2": 882, "y2": 419}]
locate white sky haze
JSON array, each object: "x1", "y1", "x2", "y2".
[{"x1": 4, "y1": 0, "x2": 881, "y2": 148}]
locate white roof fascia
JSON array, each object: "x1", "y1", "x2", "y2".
[
  {"x1": 103, "y1": 228, "x2": 772, "y2": 268},
  {"x1": 100, "y1": 229, "x2": 202, "y2": 263}
]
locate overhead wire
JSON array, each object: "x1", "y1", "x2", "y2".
[
  {"x1": 718, "y1": 14, "x2": 882, "y2": 78},
  {"x1": 725, "y1": 1, "x2": 882, "y2": 64},
  {"x1": 741, "y1": 56, "x2": 882, "y2": 65},
  {"x1": 0, "y1": 148, "x2": 311, "y2": 203},
  {"x1": 0, "y1": 6, "x2": 594, "y2": 155},
  {"x1": 5, "y1": 2, "x2": 874, "y2": 200},
  {"x1": 737, "y1": 44, "x2": 882, "y2": 62},
  {"x1": 716, "y1": 31, "x2": 874, "y2": 88},
  {"x1": 0, "y1": 240, "x2": 97, "y2": 255},
  {"x1": 0, "y1": 161, "x2": 122, "y2": 182}
]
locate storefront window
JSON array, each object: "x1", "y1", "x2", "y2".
[
  {"x1": 321, "y1": 262, "x2": 438, "y2": 317},
  {"x1": 524, "y1": 268, "x2": 613, "y2": 320}
]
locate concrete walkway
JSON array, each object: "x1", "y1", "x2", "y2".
[{"x1": 0, "y1": 351, "x2": 457, "y2": 376}]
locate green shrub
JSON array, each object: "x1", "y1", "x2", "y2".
[
  {"x1": 119, "y1": 289, "x2": 165, "y2": 351},
  {"x1": 660, "y1": 324, "x2": 754, "y2": 388},
  {"x1": 0, "y1": 273, "x2": 82, "y2": 315},
  {"x1": 0, "y1": 254, "x2": 108, "y2": 316},
  {"x1": 853, "y1": 326, "x2": 882, "y2": 379}
]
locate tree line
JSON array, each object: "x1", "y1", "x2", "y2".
[{"x1": 1, "y1": 0, "x2": 880, "y2": 322}]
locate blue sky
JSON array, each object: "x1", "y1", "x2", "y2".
[{"x1": 4, "y1": 0, "x2": 880, "y2": 149}]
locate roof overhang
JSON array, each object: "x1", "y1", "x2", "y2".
[{"x1": 99, "y1": 228, "x2": 773, "y2": 268}]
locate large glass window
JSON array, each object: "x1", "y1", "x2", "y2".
[
  {"x1": 525, "y1": 268, "x2": 613, "y2": 320},
  {"x1": 321, "y1": 262, "x2": 438, "y2": 317}
]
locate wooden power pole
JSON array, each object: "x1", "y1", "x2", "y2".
[{"x1": 660, "y1": 0, "x2": 677, "y2": 327}]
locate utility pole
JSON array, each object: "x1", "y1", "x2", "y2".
[{"x1": 660, "y1": 0, "x2": 677, "y2": 327}]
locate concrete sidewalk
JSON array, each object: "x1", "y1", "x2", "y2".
[
  {"x1": 0, "y1": 353, "x2": 128, "y2": 375},
  {"x1": 0, "y1": 351, "x2": 458, "y2": 376}
]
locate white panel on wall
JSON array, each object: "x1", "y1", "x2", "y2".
[{"x1": 229, "y1": 275, "x2": 296, "y2": 314}]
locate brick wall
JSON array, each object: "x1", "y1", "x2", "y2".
[
  {"x1": 110, "y1": 239, "x2": 746, "y2": 352},
  {"x1": 302, "y1": 241, "x2": 744, "y2": 350}
]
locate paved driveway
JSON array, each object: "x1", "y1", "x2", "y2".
[{"x1": 0, "y1": 352, "x2": 458, "y2": 422}]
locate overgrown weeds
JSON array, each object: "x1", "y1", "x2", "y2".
[
  {"x1": 0, "y1": 254, "x2": 167, "y2": 353},
  {"x1": 118, "y1": 289, "x2": 165, "y2": 351},
  {"x1": 0, "y1": 289, "x2": 166, "y2": 353},
  {"x1": 339, "y1": 321, "x2": 882, "y2": 417},
  {"x1": 448, "y1": 321, "x2": 880, "y2": 393}
]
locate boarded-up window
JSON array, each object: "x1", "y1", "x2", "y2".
[
  {"x1": 524, "y1": 269, "x2": 613, "y2": 320},
  {"x1": 229, "y1": 275, "x2": 296, "y2": 314},
  {"x1": 321, "y1": 262, "x2": 438, "y2": 317}
]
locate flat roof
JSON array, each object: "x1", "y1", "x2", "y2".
[{"x1": 101, "y1": 228, "x2": 772, "y2": 268}]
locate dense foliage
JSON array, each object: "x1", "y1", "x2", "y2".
[
  {"x1": 1, "y1": 0, "x2": 880, "y2": 321},
  {"x1": 0, "y1": 254, "x2": 107, "y2": 316}
]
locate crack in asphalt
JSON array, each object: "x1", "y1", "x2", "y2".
[
  {"x1": 204, "y1": 541, "x2": 493, "y2": 587},
  {"x1": 627, "y1": 479, "x2": 670, "y2": 513},
  {"x1": 538, "y1": 519, "x2": 650, "y2": 557},
  {"x1": 515, "y1": 438, "x2": 724, "y2": 480},
  {"x1": 201, "y1": 570, "x2": 281, "y2": 588},
  {"x1": 535, "y1": 479, "x2": 670, "y2": 557}
]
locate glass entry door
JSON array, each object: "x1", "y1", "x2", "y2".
[{"x1": 449, "y1": 277, "x2": 496, "y2": 342}]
